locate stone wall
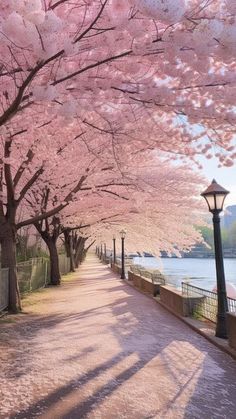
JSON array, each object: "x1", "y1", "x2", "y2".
[
  {"x1": 160, "y1": 285, "x2": 205, "y2": 317},
  {"x1": 110, "y1": 263, "x2": 121, "y2": 275},
  {"x1": 160, "y1": 285, "x2": 189, "y2": 316},
  {"x1": 128, "y1": 271, "x2": 161, "y2": 296}
]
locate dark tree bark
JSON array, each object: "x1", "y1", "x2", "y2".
[
  {"x1": 46, "y1": 237, "x2": 61, "y2": 285},
  {"x1": 62, "y1": 228, "x2": 94, "y2": 271},
  {"x1": 69, "y1": 234, "x2": 76, "y2": 272},
  {"x1": 34, "y1": 219, "x2": 61, "y2": 286},
  {"x1": 0, "y1": 222, "x2": 21, "y2": 312},
  {"x1": 64, "y1": 230, "x2": 70, "y2": 258},
  {"x1": 63, "y1": 229, "x2": 75, "y2": 272},
  {"x1": 75, "y1": 237, "x2": 86, "y2": 268},
  {"x1": 62, "y1": 230, "x2": 88, "y2": 270}
]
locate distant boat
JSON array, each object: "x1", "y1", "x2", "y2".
[
  {"x1": 126, "y1": 253, "x2": 140, "y2": 259},
  {"x1": 143, "y1": 252, "x2": 154, "y2": 257}
]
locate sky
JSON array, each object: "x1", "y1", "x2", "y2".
[{"x1": 198, "y1": 156, "x2": 236, "y2": 207}]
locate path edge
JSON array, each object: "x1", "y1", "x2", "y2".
[{"x1": 108, "y1": 266, "x2": 236, "y2": 361}]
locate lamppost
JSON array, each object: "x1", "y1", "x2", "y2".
[
  {"x1": 201, "y1": 179, "x2": 229, "y2": 339},
  {"x1": 120, "y1": 229, "x2": 126, "y2": 279},
  {"x1": 113, "y1": 235, "x2": 116, "y2": 265}
]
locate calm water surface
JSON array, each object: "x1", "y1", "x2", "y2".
[{"x1": 133, "y1": 257, "x2": 236, "y2": 292}]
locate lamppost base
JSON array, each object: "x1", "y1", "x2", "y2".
[
  {"x1": 215, "y1": 328, "x2": 228, "y2": 339},
  {"x1": 215, "y1": 314, "x2": 228, "y2": 339},
  {"x1": 215, "y1": 332, "x2": 228, "y2": 339},
  {"x1": 120, "y1": 274, "x2": 125, "y2": 280}
]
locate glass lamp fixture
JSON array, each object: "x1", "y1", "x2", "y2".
[
  {"x1": 120, "y1": 229, "x2": 126, "y2": 239},
  {"x1": 201, "y1": 179, "x2": 229, "y2": 213}
]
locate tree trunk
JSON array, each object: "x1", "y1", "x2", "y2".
[
  {"x1": 33, "y1": 223, "x2": 61, "y2": 286},
  {"x1": 75, "y1": 238, "x2": 86, "y2": 267},
  {"x1": 63, "y1": 230, "x2": 75, "y2": 272},
  {"x1": 1, "y1": 227, "x2": 21, "y2": 312},
  {"x1": 46, "y1": 238, "x2": 61, "y2": 285},
  {"x1": 63, "y1": 230, "x2": 70, "y2": 258},
  {"x1": 69, "y1": 235, "x2": 76, "y2": 272}
]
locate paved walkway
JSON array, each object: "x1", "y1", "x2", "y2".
[{"x1": 1, "y1": 254, "x2": 236, "y2": 419}]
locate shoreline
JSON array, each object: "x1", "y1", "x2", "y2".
[{"x1": 130, "y1": 256, "x2": 236, "y2": 292}]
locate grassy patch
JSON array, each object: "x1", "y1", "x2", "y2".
[
  {"x1": 192, "y1": 310, "x2": 204, "y2": 321},
  {"x1": 61, "y1": 272, "x2": 78, "y2": 282},
  {"x1": 0, "y1": 317, "x2": 16, "y2": 324}
]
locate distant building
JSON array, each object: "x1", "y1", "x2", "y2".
[{"x1": 222, "y1": 205, "x2": 236, "y2": 229}]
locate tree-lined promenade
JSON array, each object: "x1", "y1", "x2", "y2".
[
  {"x1": 0, "y1": 0, "x2": 236, "y2": 312},
  {"x1": 1, "y1": 254, "x2": 236, "y2": 418}
]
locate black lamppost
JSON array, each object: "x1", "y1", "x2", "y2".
[
  {"x1": 113, "y1": 235, "x2": 116, "y2": 265},
  {"x1": 201, "y1": 179, "x2": 229, "y2": 339},
  {"x1": 120, "y1": 229, "x2": 126, "y2": 279}
]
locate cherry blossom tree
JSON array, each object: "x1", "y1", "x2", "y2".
[
  {"x1": 78, "y1": 155, "x2": 206, "y2": 257},
  {"x1": 63, "y1": 230, "x2": 95, "y2": 271},
  {"x1": 0, "y1": 124, "x2": 102, "y2": 310},
  {"x1": 0, "y1": 117, "x2": 135, "y2": 308},
  {"x1": 1, "y1": 0, "x2": 235, "y2": 312},
  {"x1": 54, "y1": 150, "x2": 207, "y2": 255},
  {"x1": 0, "y1": 0, "x2": 235, "y2": 165},
  {"x1": 1, "y1": 119, "x2": 205, "y2": 312},
  {"x1": 16, "y1": 140, "x2": 205, "y2": 303}
]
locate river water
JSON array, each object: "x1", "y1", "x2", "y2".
[{"x1": 133, "y1": 256, "x2": 236, "y2": 292}]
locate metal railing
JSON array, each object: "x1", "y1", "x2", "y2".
[
  {"x1": 17, "y1": 258, "x2": 49, "y2": 294},
  {"x1": 129, "y1": 265, "x2": 166, "y2": 285},
  {"x1": 228, "y1": 295, "x2": 236, "y2": 314},
  {"x1": 18, "y1": 254, "x2": 71, "y2": 293},
  {"x1": 0, "y1": 254, "x2": 71, "y2": 310},
  {"x1": 182, "y1": 282, "x2": 236, "y2": 323},
  {"x1": 0, "y1": 268, "x2": 9, "y2": 311}
]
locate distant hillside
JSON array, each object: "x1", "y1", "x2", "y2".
[
  {"x1": 222, "y1": 205, "x2": 236, "y2": 229},
  {"x1": 178, "y1": 211, "x2": 236, "y2": 258}
]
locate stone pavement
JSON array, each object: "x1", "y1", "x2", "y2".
[{"x1": 1, "y1": 254, "x2": 236, "y2": 419}]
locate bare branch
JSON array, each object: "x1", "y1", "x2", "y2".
[
  {"x1": 17, "y1": 166, "x2": 44, "y2": 204},
  {"x1": 16, "y1": 173, "x2": 88, "y2": 229},
  {"x1": 53, "y1": 50, "x2": 132, "y2": 85},
  {"x1": 14, "y1": 149, "x2": 34, "y2": 187}
]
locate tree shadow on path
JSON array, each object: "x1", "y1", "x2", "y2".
[{"x1": 3, "y1": 256, "x2": 236, "y2": 419}]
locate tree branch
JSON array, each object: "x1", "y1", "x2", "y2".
[
  {"x1": 16, "y1": 173, "x2": 88, "y2": 229},
  {"x1": 17, "y1": 166, "x2": 44, "y2": 205},
  {"x1": 14, "y1": 149, "x2": 34, "y2": 187},
  {"x1": 0, "y1": 62, "x2": 43, "y2": 127},
  {"x1": 99, "y1": 189, "x2": 129, "y2": 200},
  {"x1": 53, "y1": 50, "x2": 132, "y2": 85},
  {"x1": 4, "y1": 138, "x2": 14, "y2": 207},
  {"x1": 74, "y1": 0, "x2": 109, "y2": 43}
]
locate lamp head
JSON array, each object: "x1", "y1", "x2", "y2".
[
  {"x1": 201, "y1": 179, "x2": 229, "y2": 213},
  {"x1": 120, "y1": 229, "x2": 126, "y2": 239}
]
